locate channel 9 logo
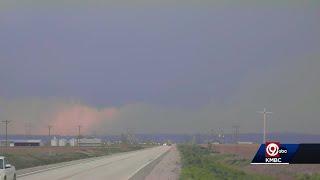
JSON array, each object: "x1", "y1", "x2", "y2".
[
  {"x1": 266, "y1": 142, "x2": 280, "y2": 158},
  {"x1": 265, "y1": 142, "x2": 287, "y2": 163}
]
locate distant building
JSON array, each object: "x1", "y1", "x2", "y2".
[
  {"x1": 5, "y1": 140, "x2": 43, "y2": 147},
  {"x1": 58, "y1": 138, "x2": 67, "y2": 146},
  {"x1": 0, "y1": 141, "x2": 10, "y2": 147},
  {"x1": 237, "y1": 141, "x2": 253, "y2": 144},
  {"x1": 69, "y1": 138, "x2": 77, "y2": 147},
  {"x1": 106, "y1": 141, "x2": 112, "y2": 146},
  {"x1": 78, "y1": 138, "x2": 102, "y2": 147},
  {"x1": 51, "y1": 137, "x2": 58, "y2": 146}
]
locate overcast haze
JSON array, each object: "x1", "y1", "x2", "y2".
[{"x1": 0, "y1": 0, "x2": 319, "y2": 135}]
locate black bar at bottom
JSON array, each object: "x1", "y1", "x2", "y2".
[{"x1": 291, "y1": 144, "x2": 320, "y2": 164}]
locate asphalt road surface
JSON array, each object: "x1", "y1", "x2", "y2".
[{"x1": 18, "y1": 146, "x2": 170, "y2": 180}]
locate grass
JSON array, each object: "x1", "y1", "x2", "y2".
[
  {"x1": 296, "y1": 173, "x2": 320, "y2": 180},
  {"x1": 178, "y1": 144, "x2": 274, "y2": 180}
]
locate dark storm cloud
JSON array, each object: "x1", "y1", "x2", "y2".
[{"x1": 0, "y1": 1, "x2": 319, "y2": 134}]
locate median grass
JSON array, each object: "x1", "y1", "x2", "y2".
[{"x1": 178, "y1": 144, "x2": 273, "y2": 180}]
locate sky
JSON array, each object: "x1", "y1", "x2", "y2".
[{"x1": 0, "y1": 0, "x2": 319, "y2": 135}]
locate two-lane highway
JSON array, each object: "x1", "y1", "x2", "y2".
[{"x1": 18, "y1": 146, "x2": 170, "y2": 180}]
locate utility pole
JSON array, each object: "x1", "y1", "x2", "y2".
[
  {"x1": 218, "y1": 128, "x2": 225, "y2": 144},
  {"x1": 209, "y1": 129, "x2": 218, "y2": 143},
  {"x1": 258, "y1": 108, "x2": 272, "y2": 144},
  {"x1": 1, "y1": 120, "x2": 11, "y2": 149},
  {"x1": 48, "y1": 125, "x2": 52, "y2": 146},
  {"x1": 25, "y1": 121, "x2": 32, "y2": 137},
  {"x1": 207, "y1": 129, "x2": 214, "y2": 148},
  {"x1": 232, "y1": 125, "x2": 240, "y2": 144},
  {"x1": 48, "y1": 125, "x2": 52, "y2": 137},
  {"x1": 77, "y1": 125, "x2": 81, "y2": 147}
]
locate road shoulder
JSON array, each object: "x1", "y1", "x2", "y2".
[{"x1": 144, "y1": 145, "x2": 181, "y2": 180}]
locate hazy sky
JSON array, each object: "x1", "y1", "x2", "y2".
[{"x1": 0, "y1": 0, "x2": 319, "y2": 135}]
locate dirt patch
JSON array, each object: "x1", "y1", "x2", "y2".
[
  {"x1": 208, "y1": 144, "x2": 260, "y2": 159},
  {"x1": 145, "y1": 145, "x2": 181, "y2": 180}
]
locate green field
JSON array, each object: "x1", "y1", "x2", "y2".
[{"x1": 178, "y1": 144, "x2": 273, "y2": 180}]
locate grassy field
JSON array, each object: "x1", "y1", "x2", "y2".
[
  {"x1": 210, "y1": 144, "x2": 320, "y2": 180},
  {"x1": 178, "y1": 144, "x2": 273, "y2": 180},
  {"x1": 178, "y1": 144, "x2": 320, "y2": 180},
  {"x1": 0, "y1": 145, "x2": 146, "y2": 170}
]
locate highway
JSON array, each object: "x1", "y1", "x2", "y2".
[{"x1": 18, "y1": 146, "x2": 170, "y2": 180}]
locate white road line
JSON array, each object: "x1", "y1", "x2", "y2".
[
  {"x1": 250, "y1": 163, "x2": 290, "y2": 165},
  {"x1": 17, "y1": 149, "x2": 143, "y2": 177},
  {"x1": 17, "y1": 158, "x2": 100, "y2": 177},
  {"x1": 127, "y1": 147, "x2": 170, "y2": 179},
  {"x1": 17, "y1": 147, "x2": 169, "y2": 180}
]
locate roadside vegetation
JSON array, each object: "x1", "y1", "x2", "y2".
[
  {"x1": 296, "y1": 173, "x2": 320, "y2": 180},
  {"x1": 1, "y1": 145, "x2": 144, "y2": 170},
  {"x1": 178, "y1": 144, "x2": 273, "y2": 180}
]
